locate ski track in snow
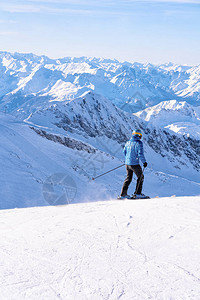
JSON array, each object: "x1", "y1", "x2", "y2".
[{"x1": 0, "y1": 196, "x2": 200, "y2": 300}]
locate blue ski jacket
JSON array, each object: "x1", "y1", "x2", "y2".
[{"x1": 123, "y1": 135, "x2": 146, "y2": 165}]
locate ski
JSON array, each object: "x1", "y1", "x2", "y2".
[
  {"x1": 130, "y1": 195, "x2": 150, "y2": 200},
  {"x1": 117, "y1": 195, "x2": 150, "y2": 200}
]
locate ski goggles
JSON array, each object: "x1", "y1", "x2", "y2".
[{"x1": 132, "y1": 131, "x2": 143, "y2": 137}]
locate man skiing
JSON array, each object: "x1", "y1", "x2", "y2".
[{"x1": 119, "y1": 129, "x2": 149, "y2": 199}]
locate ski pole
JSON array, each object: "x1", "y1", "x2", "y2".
[
  {"x1": 135, "y1": 167, "x2": 145, "y2": 195},
  {"x1": 92, "y1": 164, "x2": 125, "y2": 181}
]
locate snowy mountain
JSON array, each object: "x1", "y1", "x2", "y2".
[
  {"x1": 0, "y1": 51, "x2": 199, "y2": 209},
  {"x1": 0, "y1": 51, "x2": 200, "y2": 114},
  {"x1": 0, "y1": 52, "x2": 200, "y2": 300},
  {"x1": 135, "y1": 100, "x2": 200, "y2": 139},
  {"x1": 0, "y1": 51, "x2": 200, "y2": 300},
  {"x1": 23, "y1": 91, "x2": 200, "y2": 174}
]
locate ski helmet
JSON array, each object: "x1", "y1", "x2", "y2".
[{"x1": 132, "y1": 129, "x2": 142, "y2": 137}]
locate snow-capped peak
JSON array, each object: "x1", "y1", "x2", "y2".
[{"x1": 1, "y1": 51, "x2": 200, "y2": 115}]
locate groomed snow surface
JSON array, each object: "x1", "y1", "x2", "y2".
[{"x1": 1, "y1": 196, "x2": 200, "y2": 300}]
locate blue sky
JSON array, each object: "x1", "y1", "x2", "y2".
[{"x1": 0, "y1": 0, "x2": 200, "y2": 65}]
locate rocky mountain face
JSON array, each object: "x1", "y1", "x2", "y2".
[{"x1": 25, "y1": 91, "x2": 200, "y2": 181}]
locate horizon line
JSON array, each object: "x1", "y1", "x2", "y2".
[{"x1": 0, "y1": 50, "x2": 198, "y2": 67}]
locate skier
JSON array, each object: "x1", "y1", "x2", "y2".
[{"x1": 119, "y1": 129, "x2": 149, "y2": 199}]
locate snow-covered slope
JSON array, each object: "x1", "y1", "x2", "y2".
[
  {"x1": 0, "y1": 196, "x2": 200, "y2": 299},
  {"x1": 1, "y1": 51, "x2": 200, "y2": 114},
  {"x1": 0, "y1": 111, "x2": 125, "y2": 209}
]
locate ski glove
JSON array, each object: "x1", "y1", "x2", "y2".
[{"x1": 143, "y1": 162, "x2": 148, "y2": 168}]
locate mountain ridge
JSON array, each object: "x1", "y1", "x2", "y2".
[{"x1": 1, "y1": 51, "x2": 200, "y2": 114}]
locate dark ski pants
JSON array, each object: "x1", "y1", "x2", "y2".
[{"x1": 120, "y1": 164, "x2": 144, "y2": 196}]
